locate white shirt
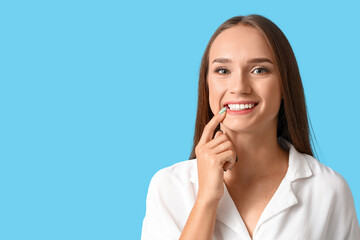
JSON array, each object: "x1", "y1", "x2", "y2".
[{"x1": 141, "y1": 138, "x2": 360, "y2": 240}]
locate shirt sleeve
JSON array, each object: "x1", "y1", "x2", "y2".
[
  {"x1": 329, "y1": 173, "x2": 360, "y2": 240},
  {"x1": 342, "y1": 181, "x2": 360, "y2": 240},
  {"x1": 141, "y1": 170, "x2": 183, "y2": 240},
  {"x1": 345, "y1": 212, "x2": 360, "y2": 240}
]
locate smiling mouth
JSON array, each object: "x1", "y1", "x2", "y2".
[{"x1": 224, "y1": 103, "x2": 259, "y2": 111}]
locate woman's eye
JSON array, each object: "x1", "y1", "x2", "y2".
[
  {"x1": 252, "y1": 67, "x2": 269, "y2": 74},
  {"x1": 214, "y1": 67, "x2": 229, "y2": 74}
]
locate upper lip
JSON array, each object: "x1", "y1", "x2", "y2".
[{"x1": 223, "y1": 101, "x2": 259, "y2": 107}]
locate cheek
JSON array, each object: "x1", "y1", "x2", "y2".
[
  {"x1": 208, "y1": 79, "x2": 224, "y2": 113},
  {"x1": 258, "y1": 79, "x2": 282, "y2": 111}
]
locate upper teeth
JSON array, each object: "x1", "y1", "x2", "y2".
[{"x1": 227, "y1": 103, "x2": 256, "y2": 110}]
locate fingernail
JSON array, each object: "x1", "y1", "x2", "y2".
[{"x1": 219, "y1": 107, "x2": 227, "y2": 114}]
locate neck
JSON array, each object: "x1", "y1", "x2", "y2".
[{"x1": 221, "y1": 124, "x2": 289, "y2": 184}]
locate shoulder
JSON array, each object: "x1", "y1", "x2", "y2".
[
  {"x1": 301, "y1": 154, "x2": 356, "y2": 211},
  {"x1": 149, "y1": 159, "x2": 197, "y2": 188},
  {"x1": 301, "y1": 154, "x2": 360, "y2": 237},
  {"x1": 143, "y1": 159, "x2": 198, "y2": 231},
  {"x1": 304, "y1": 154, "x2": 351, "y2": 194},
  {"x1": 146, "y1": 159, "x2": 198, "y2": 204},
  {"x1": 142, "y1": 160, "x2": 198, "y2": 239}
]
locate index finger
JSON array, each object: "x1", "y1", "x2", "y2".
[{"x1": 198, "y1": 107, "x2": 227, "y2": 145}]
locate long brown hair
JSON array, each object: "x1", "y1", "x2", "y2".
[{"x1": 189, "y1": 14, "x2": 319, "y2": 160}]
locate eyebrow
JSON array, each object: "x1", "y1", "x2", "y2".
[{"x1": 212, "y1": 57, "x2": 274, "y2": 65}]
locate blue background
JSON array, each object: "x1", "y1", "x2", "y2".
[{"x1": 0, "y1": 0, "x2": 359, "y2": 239}]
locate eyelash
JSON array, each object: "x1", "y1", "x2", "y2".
[{"x1": 214, "y1": 66, "x2": 270, "y2": 75}]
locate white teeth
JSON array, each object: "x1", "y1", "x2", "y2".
[{"x1": 228, "y1": 103, "x2": 256, "y2": 111}]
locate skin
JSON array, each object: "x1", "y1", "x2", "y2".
[{"x1": 181, "y1": 24, "x2": 291, "y2": 240}]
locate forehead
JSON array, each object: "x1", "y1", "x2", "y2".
[{"x1": 209, "y1": 25, "x2": 275, "y2": 62}]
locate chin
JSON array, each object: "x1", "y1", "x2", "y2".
[{"x1": 222, "y1": 119, "x2": 253, "y2": 132}]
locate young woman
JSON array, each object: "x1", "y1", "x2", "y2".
[{"x1": 141, "y1": 14, "x2": 360, "y2": 240}]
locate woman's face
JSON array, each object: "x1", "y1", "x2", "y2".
[{"x1": 207, "y1": 24, "x2": 283, "y2": 134}]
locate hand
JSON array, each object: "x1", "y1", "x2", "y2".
[{"x1": 195, "y1": 108, "x2": 237, "y2": 203}]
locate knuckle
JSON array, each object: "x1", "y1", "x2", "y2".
[
  {"x1": 226, "y1": 149, "x2": 233, "y2": 157},
  {"x1": 195, "y1": 146, "x2": 200, "y2": 155},
  {"x1": 225, "y1": 150, "x2": 233, "y2": 160},
  {"x1": 224, "y1": 141, "x2": 232, "y2": 149},
  {"x1": 216, "y1": 134, "x2": 225, "y2": 141},
  {"x1": 217, "y1": 133, "x2": 224, "y2": 139},
  {"x1": 220, "y1": 141, "x2": 232, "y2": 151},
  {"x1": 222, "y1": 134, "x2": 229, "y2": 140},
  {"x1": 196, "y1": 146, "x2": 205, "y2": 155}
]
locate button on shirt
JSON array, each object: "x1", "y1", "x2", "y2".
[{"x1": 141, "y1": 139, "x2": 360, "y2": 239}]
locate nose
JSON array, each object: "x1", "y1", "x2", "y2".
[{"x1": 228, "y1": 71, "x2": 252, "y2": 95}]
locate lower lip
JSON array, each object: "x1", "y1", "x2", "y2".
[{"x1": 225, "y1": 104, "x2": 258, "y2": 115}]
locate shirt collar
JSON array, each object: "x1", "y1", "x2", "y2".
[
  {"x1": 189, "y1": 137, "x2": 313, "y2": 184},
  {"x1": 189, "y1": 138, "x2": 314, "y2": 238}
]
